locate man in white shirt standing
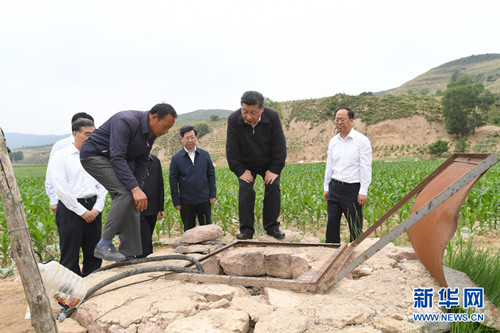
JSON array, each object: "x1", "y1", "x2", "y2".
[
  {"x1": 45, "y1": 112, "x2": 94, "y2": 213},
  {"x1": 49, "y1": 118, "x2": 107, "y2": 276},
  {"x1": 323, "y1": 108, "x2": 372, "y2": 244}
]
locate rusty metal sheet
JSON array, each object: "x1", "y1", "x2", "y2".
[{"x1": 407, "y1": 154, "x2": 494, "y2": 287}]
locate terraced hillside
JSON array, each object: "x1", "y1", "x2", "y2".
[{"x1": 384, "y1": 54, "x2": 500, "y2": 96}]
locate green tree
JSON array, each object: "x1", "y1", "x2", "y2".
[
  {"x1": 264, "y1": 97, "x2": 283, "y2": 120},
  {"x1": 418, "y1": 87, "x2": 430, "y2": 95},
  {"x1": 428, "y1": 140, "x2": 449, "y2": 158},
  {"x1": 9, "y1": 151, "x2": 24, "y2": 162},
  {"x1": 442, "y1": 75, "x2": 494, "y2": 137},
  {"x1": 454, "y1": 137, "x2": 468, "y2": 153},
  {"x1": 451, "y1": 68, "x2": 462, "y2": 82},
  {"x1": 210, "y1": 114, "x2": 219, "y2": 121},
  {"x1": 197, "y1": 123, "x2": 210, "y2": 138},
  {"x1": 487, "y1": 104, "x2": 500, "y2": 125}
]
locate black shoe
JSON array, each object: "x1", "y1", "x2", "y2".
[
  {"x1": 94, "y1": 244, "x2": 126, "y2": 261},
  {"x1": 236, "y1": 232, "x2": 253, "y2": 240},
  {"x1": 267, "y1": 229, "x2": 285, "y2": 239}
]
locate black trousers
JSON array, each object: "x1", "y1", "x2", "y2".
[
  {"x1": 326, "y1": 180, "x2": 363, "y2": 244},
  {"x1": 137, "y1": 214, "x2": 157, "y2": 258},
  {"x1": 55, "y1": 197, "x2": 102, "y2": 276},
  {"x1": 180, "y1": 201, "x2": 211, "y2": 232},
  {"x1": 238, "y1": 171, "x2": 281, "y2": 236}
]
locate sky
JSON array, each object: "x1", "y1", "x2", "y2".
[{"x1": 1, "y1": 0, "x2": 499, "y2": 135}]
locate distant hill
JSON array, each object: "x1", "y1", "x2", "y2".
[
  {"x1": 3, "y1": 109, "x2": 232, "y2": 150},
  {"x1": 177, "y1": 109, "x2": 232, "y2": 122},
  {"x1": 8, "y1": 54, "x2": 500, "y2": 165},
  {"x1": 4, "y1": 132, "x2": 68, "y2": 149},
  {"x1": 383, "y1": 53, "x2": 500, "y2": 96}
]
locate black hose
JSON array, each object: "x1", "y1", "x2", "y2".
[
  {"x1": 91, "y1": 254, "x2": 205, "y2": 274},
  {"x1": 86, "y1": 265, "x2": 202, "y2": 299},
  {"x1": 59, "y1": 264, "x2": 203, "y2": 321}
]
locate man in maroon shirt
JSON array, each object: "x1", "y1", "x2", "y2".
[{"x1": 81, "y1": 103, "x2": 176, "y2": 261}]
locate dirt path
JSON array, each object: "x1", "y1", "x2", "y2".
[{"x1": 0, "y1": 275, "x2": 32, "y2": 333}]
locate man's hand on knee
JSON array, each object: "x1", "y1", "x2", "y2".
[
  {"x1": 131, "y1": 187, "x2": 148, "y2": 211},
  {"x1": 264, "y1": 170, "x2": 278, "y2": 185},
  {"x1": 239, "y1": 170, "x2": 254, "y2": 183}
]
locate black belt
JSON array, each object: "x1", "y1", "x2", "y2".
[
  {"x1": 77, "y1": 196, "x2": 97, "y2": 203},
  {"x1": 332, "y1": 179, "x2": 359, "y2": 186}
]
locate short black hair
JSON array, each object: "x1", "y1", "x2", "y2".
[
  {"x1": 72, "y1": 118, "x2": 95, "y2": 132},
  {"x1": 335, "y1": 107, "x2": 355, "y2": 119},
  {"x1": 241, "y1": 91, "x2": 264, "y2": 108},
  {"x1": 71, "y1": 112, "x2": 94, "y2": 124},
  {"x1": 150, "y1": 103, "x2": 178, "y2": 120},
  {"x1": 180, "y1": 125, "x2": 197, "y2": 138}
]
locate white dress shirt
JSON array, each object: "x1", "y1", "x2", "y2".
[
  {"x1": 323, "y1": 128, "x2": 372, "y2": 195},
  {"x1": 45, "y1": 135, "x2": 74, "y2": 205},
  {"x1": 184, "y1": 146, "x2": 197, "y2": 165},
  {"x1": 48, "y1": 144, "x2": 107, "y2": 216}
]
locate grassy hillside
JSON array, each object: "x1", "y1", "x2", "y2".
[
  {"x1": 281, "y1": 94, "x2": 443, "y2": 126},
  {"x1": 384, "y1": 54, "x2": 500, "y2": 96},
  {"x1": 9, "y1": 145, "x2": 52, "y2": 165},
  {"x1": 177, "y1": 109, "x2": 232, "y2": 122}
]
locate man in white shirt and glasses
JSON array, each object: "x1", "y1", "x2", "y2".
[
  {"x1": 323, "y1": 107, "x2": 372, "y2": 244},
  {"x1": 45, "y1": 112, "x2": 95, "y2": 213},
  {"x1": 49, "y1": 118, "x2": 107, "y2": 276}
]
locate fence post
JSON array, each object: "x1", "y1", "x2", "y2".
[{"x1": 0, "y1": 129, "x2": 58, "y2": 333}]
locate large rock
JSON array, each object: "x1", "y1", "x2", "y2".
[
  {"x1": 291, "y1": 255, "x2": 311, "y2": 279},
  {"x1": 219, "y1": 251, "x2": 311, "y2": 279},
  {"x1": 230, "y1": 295, "x2": 274, "y2": 326},
  {"x1": 174, "y1": 244, "x2": 212, "y2": 254},
  {"x1": 254, "y1": 307, "x2": 308, "y2": 333},
  {"x1": 165, "y1": 309, "x2": 250, "y2": 333},
  {"x1": 56, "y1": 317, "x2": 86, "y2": 333},
  {"x1": 264, "y1": 288, "x2": 304, "y2": 308},
  {"x1": 373, "y1": 316, "x2": 427, "y2": 333},
  {"x1": 179, "y1": 224, "x2": 224, "y2": 244},
  {"x1": 220, "y1": 250, "x2": 266, "y2": 276},
  {"x1": 201, "y1": 255, "x2": 222, "y2": 275},
  {"x1": 264, "y1": 253, "x2": 292, "y2": 278},
  {"x1": 298, "y1": 295, "x2": 377, "y2": 330},
  {"x1": 191, "y1": 283, "x2": 248, "y2": 302},
  {"x1": 209, "y1": 298, "x2": 230, "y2": 309}
]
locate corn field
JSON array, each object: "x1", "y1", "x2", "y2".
[{"x1": 1, "y1": 160, "x2": 499, "y2": 272}]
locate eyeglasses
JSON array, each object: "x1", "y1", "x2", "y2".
[
  {"x1": 334, "y1": 118, "x2": 348, "y2": 123},
  {"x1": 182, "y1": 136, "x2": 196, "y2": 141}
]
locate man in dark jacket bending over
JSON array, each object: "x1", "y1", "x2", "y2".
[
  {"x1": 226, "y1": 91, "x2": 287, "y2": 240},
  {"x1": 80, "y1": 103, "x2": 177, "y2": 261}
]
